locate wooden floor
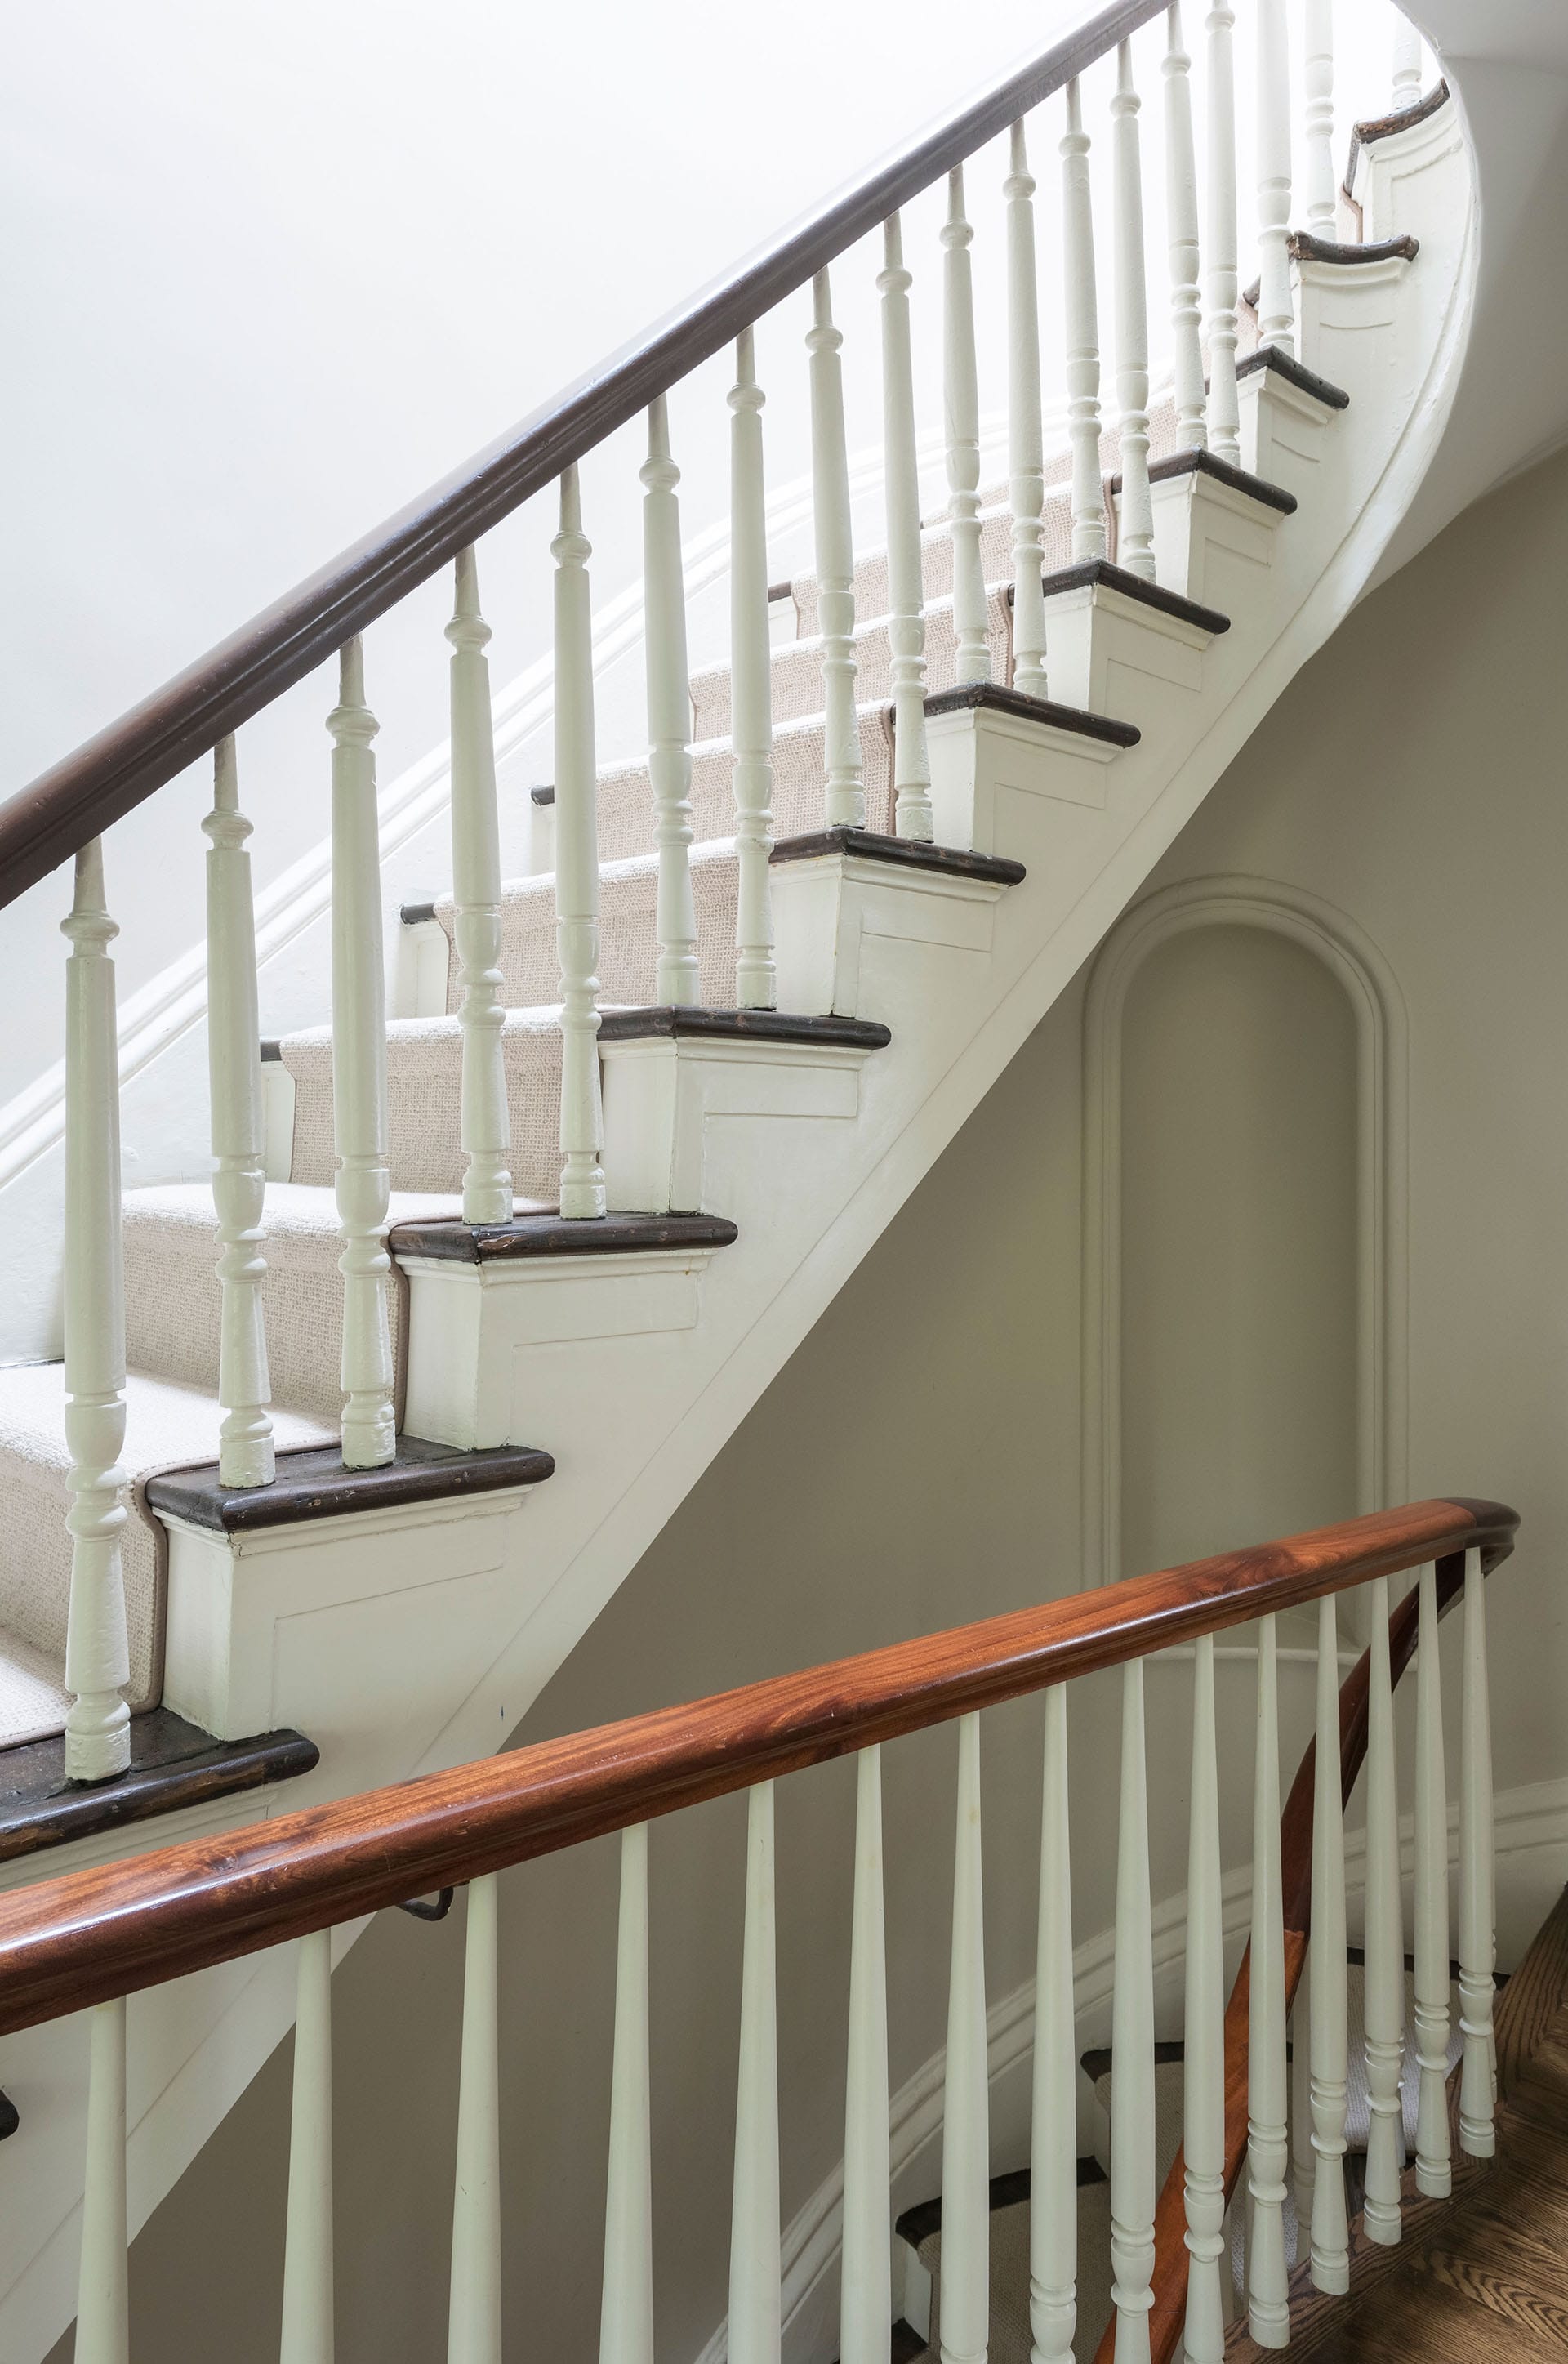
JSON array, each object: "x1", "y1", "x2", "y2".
[{"x1": 1227, "y1": 1888, "x2": 1568, "y2": 2360}]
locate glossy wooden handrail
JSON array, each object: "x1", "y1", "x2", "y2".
[
  {"x1": 0, "y1": 1497, "x2": 1516, "y2": 2038},
  {"x1": 0, "y1": 0, "x2": 1168, "y2": 914}
]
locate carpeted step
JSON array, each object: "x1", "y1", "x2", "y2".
[
  {"x1": 689, "y1": 587, "x2": 1013, "y2": 743},
  {"x1": 906, "y1": 2166, "x2": 1116, "y2": 2363},
  {"x1": 590, "y1": 700, "x2": 895, "y2": 867}
]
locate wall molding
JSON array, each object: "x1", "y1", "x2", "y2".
[{"x1": 1080, "y1": 874, "x2": 1411, "y2": 1586}]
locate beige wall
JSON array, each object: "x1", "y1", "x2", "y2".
[{"x1": 57, "y1": 443, "x2": 1568, "y2": 2363}]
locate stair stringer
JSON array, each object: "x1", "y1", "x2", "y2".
[{"x1": 0, "y1": 112, "x2": 1477, "y2": 2364}]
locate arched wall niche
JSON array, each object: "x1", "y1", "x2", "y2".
[{"x1": 1082, "y1": 876, "x2": 1410, "y2": 1587}]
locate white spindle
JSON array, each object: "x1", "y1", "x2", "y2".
[
  {"x1": 880, "y1": 214, "x2": 933, "y2": 839},
  {"x1": 1303, "y1": 1, "x2": 1336, "y2": 237},
  {"x1": 600, "y1": 1830, "x2": 653, "y2": 2364},
  {"x1": 729, "y1": 329, "x2": 777, "y2": 1010},
  {"x1": 281, "y1": 1929, "x2": 335, "y2": 2364},
  {"x1": 1164, "y1": 7, "x2": 1206, "y2": 453},
  {"x1": 553, "y1": 466, "x2": 608, "y2": 1219},
  {"x1": 1111, "y1": 42, "x2": 1155, "y2": 580},
  {"x1": 808, "y1": 269, "x2": 864, "y2": 830},
  {"x1": 1414, "y1": 1563, "x2": 1453, "y2": 2197},
  {"x1": 1256, "y1": 0, "x2": 1295, "y2": 357},
  {"x1": 1031, "y1": 1687, "x2": 1076, "y2": 2364},
  {"x1": 61, "y1": 839, "x2": 131, "y2": 1782},
  {"x1": 1205, "y1": 6, "x2": 1241, "y2": 464},
  {"x1": 941, "y1": 1711, "x2": 988, "y2": 2364},
  {"x1": 942, "y1": 168, "x2": 991, "y2": 684},
  {"x1": 1361, "y1": 1576, "x2": 1405, "y2": 2244},
  {"x1": 1111, "y1": 1660, "x2": 1156, "y2": 2364},
  {"x1": 642, "y1": 397, "x2": 700, "y2": 1005},
  {"x1": 1391, "y1": 21, "x2": 1423, "y2": 112},
  {"x1": 729, "y1": 1782, "x2": 781, "y2": 2364},
  {"x1": 75, "y1": 1997, "x2": 128, "y2": 2364},
  {"x1": 1308, "y1": 1594, "x2": 1349, "y2": 2292},
  {"x1": 1458, "y1": 1549, "x2": 1495, "y2": 2157},
  {"x1": 1183, "y1": 1635, "x2": 1225, "y2": 2364},
  {"x1": 329, "y1": 637, "x2": 395, "y2": 1468},
  {"x1": 1245, "y1": 1614, "x2": 1289, "y2": 2348},
  {"x1": 1006, "y1": 118, "x2": 1049, "y2": 697},
  {"x1": 448, "y1": 1875, "x2": 501, "y2": 2364},
  {"x1": 1289, "y1": 1948, "x2": 1315, "y2": 2227},
  {"x1": 840, "y1": 1749, "x2": 891, "y2": 2364},
  {"x1": 448, "y1": 551, "x2": 514, "y2": 1226},
  {"x1": 204, "y1": 738, "x2": 274, "y2": 1487},
  {"x1": 1061, "y1": 81, "x2": 1107, "y2": 562}
]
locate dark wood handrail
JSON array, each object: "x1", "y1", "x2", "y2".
[
  {"x1": 0, "y1": 1496, "x2": 1516, "y2": 2038},
  {"x1": 0, "y1": 0, "x2": 1168, "y2": 916}
]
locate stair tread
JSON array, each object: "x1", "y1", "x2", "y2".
[{"x1": 0, "y1": 1704, "x2": 318, "y2": 1856}]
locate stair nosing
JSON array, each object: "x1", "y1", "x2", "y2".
[
  {"x1": 1109, "y1": 447, "x2": 1298, "y2": 516},
  {"x1": 1290, "y1": 230, "x2": 1420, "y2": 268},
  {"x1": 0, "y1": 1707, "x2": 318, "y2": 1865},
  {"x1": 1035, "y1": 559, "x2": 1232, "y2": 636},
  {"x1": 146, "y1": 1433, "x2": 555, "y2": 1532},
  {"x1": 923, "y1": 679, "x2": 1141, "y2": 747},
  {"x1": 388, "y1": 1209, "x2": 740, "y2": 1265},
  {"x1": 770, "y1": 827, "x2": 1027, "y2": 886},
  {"x1": 1234, "y1": 345, "x2": 1352, "y2": 412},
  {"x1": 1345, "y1": 80, "x2": 1450, "y2": 190},
  {"x1": 598, "y1": 1006, "x2": 892, "y2": 1050}
]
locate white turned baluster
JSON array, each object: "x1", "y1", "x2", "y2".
[
  {"x1": 841, "y1": 1749, "x2": 891, "y2": 2364},
  {"x1": 1111, "y1": 1661, "x2": 1155, "y2": 2364},
  {"x1": 449, "y1": 1874, "x2": 501, "y2": 2364},
  {"x1": 1289, "y1": 1948, "x2": 1315, "y2": 2226},
  {"x1": 1459, "y1": 1548, "x2": 1495, "y2": 2157},
  {"x1": 1183, "y1": 1637, "x2": 1224, "y2": 2363},
  {"x1": 1164, "y1": 7, "x2": 1206, "y2": 453},
  {"x1": 942, "y1": 168, "x2": 990, "y2": 684},
  {"x1": 1245, "y1": 1616, "x2": 1288, "y2": 2348},
  {"x1": 1256, "y1": 0, "x2": 1295, "y2": 357},
  {"x1": 1111, "y1": 42, "x2": 1155, "y2": 580},
  {"x1": 808, "y1": 269, "x2": 864, "y2": 830},
  {"x1": 204, "y1": 738, "x2": 274, "y2": 1487},
  {"x1": 1006, "y1": 119, "x2": 1049, "y2": 698},
  {"x1": 61, "y1": 838, "x2": 131, "y2": 1781},
  {"x1": 553, "y1": 466, "x2": 608, "y2": 1218},
  {"x1": 942, "y1": 1711, "x2": 988, "y2": 2364},
  {"x1": 448, "y1": 550, "x2": 513, "y2": 1227},
  {"x1": 642, "y1": 397, "x2": 700, "y2": 1005},
  {"x1": 1414, "y1": 1563, "x2": 1453, "y2": 2196},
  {"x1": 1303, "y1": 1, "x2": 1336, "y2": 237},
  {"x1": 729, "y1": 329, "x2": 777, "y2": 1010},
  {"x1": 282, "y1": 1929, "x2": 335, "y2": 2364},
  {"x1": 1308, "y1": 1594, "x2": 1349, "y2": 2292},
  {"x1": 329, "y1": 639, "x2": 394, "y2": 1468},
  {"x1": 729, "y1": 1782, "x2": 780, "y2": 2364},
  {"x1": 880, "y1": 214, "x2": 933, "y2": 840},
  {"x1": 1361, "y1": 1575, "x2": 1405, "y2": 2243},
  {"x1": 1031, "y1": 1687, "x2": 1076, "y2": 2364},
  {"x1": 75, "y1": 1996, "x2": 128, "y2": 2364},
  {"x1": 1205, "y1": 6, "x2": 1241, "y2": 464},
  {"x1": 600, "y1": 1829, "x2": 653, "y2": 2364},
  {"x1": 1061, "y1": 82, "x2": 1107, "y2": 562},
  {"x1": 1391, "y1": 21, "x2": 1423, "y2": 112}
]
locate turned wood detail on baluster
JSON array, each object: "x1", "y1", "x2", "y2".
[
  {"x1": 942, "y1": 167, "x2": 991, "y2": 685},
  {"x1": 1308, "y1": 1592, "x2": 1349, "y2": 2292},
  {"x1": 1361, "y1": 1573, "x2": 1405, "y2": 2244},
  {"x1": 1414, "y1": 1563, "x2": 1453, "y2": 2197},
  {"x1": 1457, "y1": 1547, "x2": 1496, "y2": 2158},
  {"x1": 641, "y1": 396, "x2": 699, "y2": 1007},
  {"x1": 1111, "y1": 1660, "x2": 1156, "y2": 2364},
  {"x1": 1303, "y1": 0, "x2": 1336, "y2": 238},
  {"x1": 1182, "y1": 1636, "x2": 1225, "y2": 2364},
  {"x1": 729, "y1": 328, "x2": 777, "y2": 1011},
  {"x1": 1163, "y1": 6, "x2": 1206, "y2": 454},
  {"x1": 61, "y1": 836, "x2": 131, "y2": 1783},
  {"x1": 74, "y1": 1996, "x2": 128, "y2": 2364},
  {"x1": 328, "y1": 636, "x2": 395, "y2": 1470},
  {"x1": 281, "y1": 1928, "x2": 336, "y2": 2364},
  {"x1": 1006, "y1": 117, "x2": 1049, "y2": 698},
  {"x1": 942, "y1": 1711, "x2": 988, "y2": 2364},
  {"x1": 879, "y1": 213, "x2": 933, "y2": 841},
  {"x1": 1391, "y1": 20, "x2": 1423, "y2": 114},
  {"x1": 1031, "y1": 1687, "x2": 1076, "y2": 2364},
  {"x1": 449, "y1": 1873, "x2": 502, "y2": 2364},
  {"x1": 553, "y1": 465, "x2": 608, "y2": 1220},
  {"x1": 1255, "y1": 0, "x2": 1295, "y2": 357},
  {"x1": 1061, "y1": 79, "x2": 1108, "y2": 563},
  {"x1": 808, "y1": 268, "x2": 864, "y2": 831},
  {"x1": 1111, "y1": 40, "x2": 1155, "y2": 581},
  {"x1": 729, "y1": 1782, "x2": 781, "y2": 2364},
  {"x1": 1204, "y1": 4, "x2": 1241, "y2": 465},
  {"x1": 204, "y1": 737, "x2": 274, "y2": 1488},
  {"x1": 448, "y1": 548, "x2": 514, "y2": 1228},
  {"x1": 600, "y1": 1829, "x2": 653, "y2": 2364},
  {"x1": 840, "y1": 1749, "x2": 890, "y2": 2364},
  {"x1": 1245, "y1": 1613, "x2": 1289, "y2": 2348}
]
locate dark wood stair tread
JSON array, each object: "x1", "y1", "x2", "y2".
[
  {"x1": 771, "y1": 827, "x2": 1026, "y2": 885},
  {"x1": 147, "y1": 1432, "x2": 555, "y2": 1532},
  {"x1": 1034, "y1": 559, "x2": 1231, "y2": 636},
  {"x1": 598, "y1": 1006, "x2": 891, "y2": 1049},
  {"x1": 0, "y1": 1707, "x2": 318, "y2": 1865},
  {"x1": 1346, "y1": 81, "x2": 1450, "y2": 189},
  {"x1": 924, "y1": 677, "x2": 1140, "y2": 747},
  {"x1": 1234, "y1": 345, "x2": 1351, "y2": 412},
  {"x1": 1290, "y1": 230, "x2": 1419, "y2": 266},
  {"x1": 388, "y1": 1209, "x2": 739, "y2": 1264},
  {"x1": 1110, "y1": 446, "x2": 1298, "y2": 516}
]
